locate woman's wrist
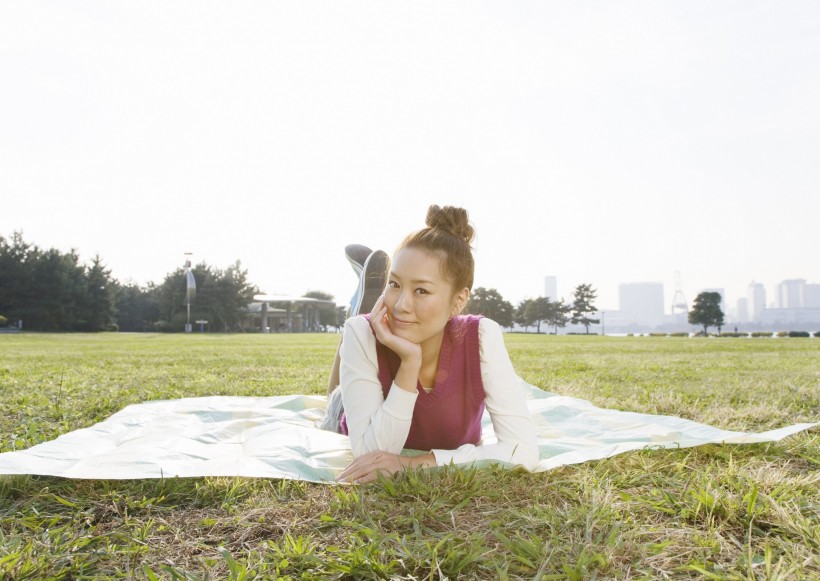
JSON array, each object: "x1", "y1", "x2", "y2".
[
  {"x1": 394, "y1": 358, "x2": 422, "y2": 393},
  {"x1": 402, "y1": 452, "x2": 436, "y2": 469}
]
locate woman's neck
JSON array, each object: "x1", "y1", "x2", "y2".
[
  {"x1": 419, "y1": 328, "x2": 445, "y2": 365},
  {"x1": 418, "y1": 328, "x2": 445, "y2": 387}
]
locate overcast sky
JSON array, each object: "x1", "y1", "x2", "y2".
[{"x1": 2, "y1": 1, "x2": 819, "y2": 312}]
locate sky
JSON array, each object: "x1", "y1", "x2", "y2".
[{"x1": 2, "y1": 1, "x2": 819, "y2": 313}]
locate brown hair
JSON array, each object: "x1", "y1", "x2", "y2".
[{"x1": 397, "y1": 205, "x2": 475, "y2": 292}]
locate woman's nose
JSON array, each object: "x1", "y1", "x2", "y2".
[{"x1": 394, "y1": 290, "x2": 411, "y2": 313}]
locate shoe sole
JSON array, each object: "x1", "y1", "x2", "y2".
[
  {"x1": 351, "y1": 250, "x2": 388, "y2": 316},
  {"x1": 345, "y1": 244, "x2": 372, "y2": 278}
]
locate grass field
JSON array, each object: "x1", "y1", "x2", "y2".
[{"x1": 0, "y1": 333, "x2": 818, "y2": 579}]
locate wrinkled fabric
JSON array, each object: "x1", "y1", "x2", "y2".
[{"x1": 0, "y1": 385, "x2": 815, "y2": 483}]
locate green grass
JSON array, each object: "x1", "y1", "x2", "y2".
[{"x1": 1, "y1": 333, "x2": 818, "y2": 579}]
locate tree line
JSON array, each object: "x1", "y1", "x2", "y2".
[
  {"x1": 469, "y1": 286, "x2": 728, "y2": 335},
  {"x1": 466, "y1": 283, "x2": 600, "y2": 334},
  {"x1": 2, "y1": 231, "x2": 605, "y2": 334},
  {"x1": 0, "y1": 232, "x2": 259, "y2": 332}
]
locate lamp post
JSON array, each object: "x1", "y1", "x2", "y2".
[{"x1": 184, "y1": 252, "x2": 196, "y2": 333}]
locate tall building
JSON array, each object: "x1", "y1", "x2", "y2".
[
  {"x1": 747, "y1": 281, "x2": 767, "y2": 322},
  {"x1": 777, "y1": 279, "x2": 806, "y2": 308},
  {"x1": 619, "y1": 282, "x2": 664, "y2": 326},
  {"x1": 805, "y1": 283, "x2": 820, "y2": 308},
  {"x1": 544, "y1": 276, "x2": 558, "y2": 301},
  {"x1": 736, "y1": 298, "x2": 748, "y2": 323}
]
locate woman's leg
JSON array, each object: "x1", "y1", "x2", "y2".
[
  {"x1": 327, "y1": 338, "x2": 342, "y2": 396},
  {"x1": 326, "y1": 248, "x2": 389, "y2": 396}
]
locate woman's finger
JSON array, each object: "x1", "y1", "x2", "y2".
[
  {"x1": 337, "y1": 451, "x2": 377, "y2": 482},
  {"x1": 337, "y1": 451, "x2": 401, "y2": 484}
]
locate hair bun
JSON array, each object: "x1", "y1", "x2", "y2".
[{"x1": 425, "y1": 205, "x2": 475, "y2": 245}]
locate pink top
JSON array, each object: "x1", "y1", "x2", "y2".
[
  {"x1": 340, "y1": 315, "x2": 486, "y2": 451},
  {"x1": 374, "y1": 314, "x2": 485, "y2": 451}
]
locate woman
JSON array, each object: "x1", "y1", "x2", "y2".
[{"x1": 331, "y1": 205, "x2": 539, "y2": 484}]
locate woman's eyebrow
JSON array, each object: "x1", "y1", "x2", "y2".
[{"x1": 389, "y1": 272, "x2": 437, "y2": 285}]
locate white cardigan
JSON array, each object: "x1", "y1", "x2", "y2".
[{"x1": 339, "y1": 316, "x2": 540, "y2": 470}]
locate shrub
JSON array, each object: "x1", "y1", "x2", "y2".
[
  {"x1": 788, "y1": 331, "x2": 810, "y2": 338},
  {"x1": 649, "y1": 332, "x2": 667, "y2": 337},
  {"x1": 668, "y1": 332, "x2": 689, "y2": 337},
  {"x1": 0, "y1": 315, "x2": 7, "y2": 327},
  {"x1": 815, "y1": 331, "x2": 820, "y2": 338},
  {"x1": 751, "y1": 331, "x2": 774, "y2": 337},
  {"x1": 775, "y1": 331, "x2": 788, "y2": 337}
]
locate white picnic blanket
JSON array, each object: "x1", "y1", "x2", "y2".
[{"x1": 0, "y1": 385, "x2": 815, "y2": 483}]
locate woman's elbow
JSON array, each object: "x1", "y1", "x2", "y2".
[{"x1": 511, "y1": 443, "x2": 540, "y2": 472}]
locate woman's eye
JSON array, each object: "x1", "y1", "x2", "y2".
[
  {"x1": 415, "y1": 288, "x2": 429, "y2": 295},
  {"x1": 388, "y1": 281, "x2": 399, "y2": 289}
]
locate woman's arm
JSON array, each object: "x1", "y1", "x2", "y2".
[
  {"x1": 430, "y1": 318, "x2": 540, "y2": 471},
  {"x1": 339, "y1": 316, "x2": 418, "y2": 456}
]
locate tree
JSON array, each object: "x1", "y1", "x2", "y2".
[
  {"x1": 466, "y1": 287, "x2": 514, "y2": 328},
  {"x1": 86, "y1": 255, "x2": 117, "y2": 331},
  {"x1": 115, "y1": 282, "x2": 160, "y2": 332},
  {"x1": 688, "y1": 291, "x2": 725, "y2": 335},
  {"x1": 525, "y1": 296, "x2": 550, "y2": 333},
  {"x1": 154, "y1": 266, "x2": 196, "y2": 330},
  {"x1": 27, "y1": 247, "x2": 89, "y2": 330},
  {"x1": 154, "y1": 260, "x2": 258, "y2": 332},
  {"x1": 571, "y1": 283, "x2": 599, "y2": 334},
  {"x1": 545, "y1": 298, "x2": 571, "y2": 334},
  {"x1": 1, "y1": 232, "x2": 264, "y2": 333},
  {"x1": 515, "y1": 298, "x2": 535, "y2": 332},
  {"x1": 0, "y1": 232, "x2": 34, "y2": 325},
  {"x1": 209, "y1": 261, "x2": 258, "y2": 332},
  {"x1": 303, "y1": 290, "x2": 341, "y2": 330},
  {"x1": 1, "y1": 232, "x2": 116, "y2": 331}
]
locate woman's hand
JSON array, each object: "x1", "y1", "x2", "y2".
[
  {"x1": 336, "y1": 450, "x2": 407, "y2": 484},
  {"x1": 336, "y1": 450, "x2": 436, "y2": 484},
  {"x1": 369, "y1": 295, "x2": 422, "y2": 364}
]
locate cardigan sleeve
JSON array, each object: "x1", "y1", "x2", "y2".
[
  {"x1": 339, "y1": 316, "x2": 418, "y2": 456},
  {"x1": 430, "y1": 318, "x2": 540, "y2": 471}
]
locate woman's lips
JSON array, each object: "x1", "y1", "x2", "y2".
[{"x1": 391, "y1": 316, "x2": 416, "y2": 326}]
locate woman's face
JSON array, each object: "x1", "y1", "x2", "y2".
[{"x1": 384, "y1": 247, "x2": 467, "y2": 348}]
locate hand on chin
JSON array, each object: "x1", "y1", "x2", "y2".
[{"x1": 370, "y1": 297, "x2": 422, "y2": 362}]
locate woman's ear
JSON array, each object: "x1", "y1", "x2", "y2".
[{"x1": 451, "y1": 288, "x2": 470, "y2": 316}]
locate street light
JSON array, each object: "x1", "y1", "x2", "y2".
[{"x1": 184, "y1": 252, "x2": 196, "y2": 333}]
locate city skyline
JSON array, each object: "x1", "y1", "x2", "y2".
[
  {"x1": 543, "y1": 274, "x2": 820, "y2": 325},
  {"x1": 541, "y1": 274, "x2": 817, "y2": 315}
]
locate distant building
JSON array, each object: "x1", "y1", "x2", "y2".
[
  {"x1": 805, "y1": 283, "x2": 820, "y2": 308},
  {"x1": 544, "y1": 276, "x2": 558, "y2": 301},
  {"x1": 777, "y1": 279, "x2": 806, "y2": 308},
  {"x1": 759, "y1": 307, "x2": 820, "y2": 325},
  {"x1": 748, "y1": 281, "x2": 767, "y2": 323},
  {"x1": 619, "y1": 282, "x2": 665, "y2": 327},
  {"x1": 736, "y1": 298, "x2": 748, "y2": 323}
]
